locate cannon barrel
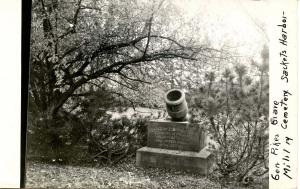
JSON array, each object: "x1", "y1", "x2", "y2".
[{"x1": 165, "y1": 89, "x2": 188, "y2": 121}]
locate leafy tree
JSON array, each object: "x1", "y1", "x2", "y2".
[
  {"x1": 28, "y1": 0, "x2": 227, "y2": 161},
  {"x1": 29, "y1": 0, "x2": 219, "y2": 125}
]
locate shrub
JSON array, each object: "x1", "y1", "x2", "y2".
[
  {"x1": 190, "y1": 62, "x2": 269, "y2": 186},
  {"x1": 27, "y1": 84, "x2": 153, "y2": 165},
  {"x1": 26, "y1": 88, "x2": 115, "y2": 163},
  {"x1": 26, "y1": 111, "x2": 86, "y2": 164},
  {"x1": 86, "y1": 114, "x2": 149, "y2": 165}
]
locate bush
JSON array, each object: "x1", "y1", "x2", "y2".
[
  {"x1": 86, "y1": 114, "x2": 149, "y2": 165},
  {"x1": 26, "y1": 88, "x2": 115, "y2": 163},
  {"x1": 26, "y1": 84, "x2": 153, "y2": 165},
  {"x1": 190, "y1": 62, "x2": 269, "y2": 186},
  {"x1": 26, "y1": 110, "x2": 88, "y2": 164}
]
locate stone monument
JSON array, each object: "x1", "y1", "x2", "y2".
[{"x1": 136, "y1": 89, "x2": 214, "y2": 174}]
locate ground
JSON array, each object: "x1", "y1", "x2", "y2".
[{"x1": 25, "y1": 158, "x2": 267, "y2": 189}]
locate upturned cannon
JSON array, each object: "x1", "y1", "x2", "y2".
[{"x1": 165, "y1": 89, "x2": 188, "y2": 121}]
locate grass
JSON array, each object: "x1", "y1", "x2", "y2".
[
  {"x1": 25, "y1": 158, "x2": 218, "y2": 189},
  {"x1": 25, "y1": 158, "x2": 267, "y2": 189}
]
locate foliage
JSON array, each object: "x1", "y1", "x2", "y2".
[
  {"x1": 27, "y1": 0, "x2": 225, "y2": 162},
  {"x1": 28, "y1": 0, "x2": 219, "y2": 122},
  {"x1": 26, "y1": 109, "x2": 85, "y2": 163},
  {"x1": 190, "y1": 46, "x2": 269, "y2": 185},
  {"x1": 86, "y1": 114, "x2": 149, "y2": 165},
  {"x1": 26, "y1": 87, "x2": 116, "y2": 163}
]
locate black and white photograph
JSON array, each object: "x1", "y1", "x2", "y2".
[{"x1": 25, "y1": 0, "x2": 271, "y2": 188}]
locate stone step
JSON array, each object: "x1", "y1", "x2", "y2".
[{"x1": 136, "y1": 146, "x2": 214, "y2": 175}]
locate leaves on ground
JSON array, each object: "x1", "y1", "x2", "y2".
[
  {"x1": 26, "y1": 159, "x2": 220, "y2": 189},
  {"x1": 26, "y1": 159, "x2": 267, "y2": 189}
]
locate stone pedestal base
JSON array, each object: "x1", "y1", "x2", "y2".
[{"x1": 136, "y1": 146, "x2": 214, "y2": 175}]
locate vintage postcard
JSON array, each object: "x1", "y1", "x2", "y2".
[{"x1": 23, "y1": 0, "x2": 297, "y2": 188}]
